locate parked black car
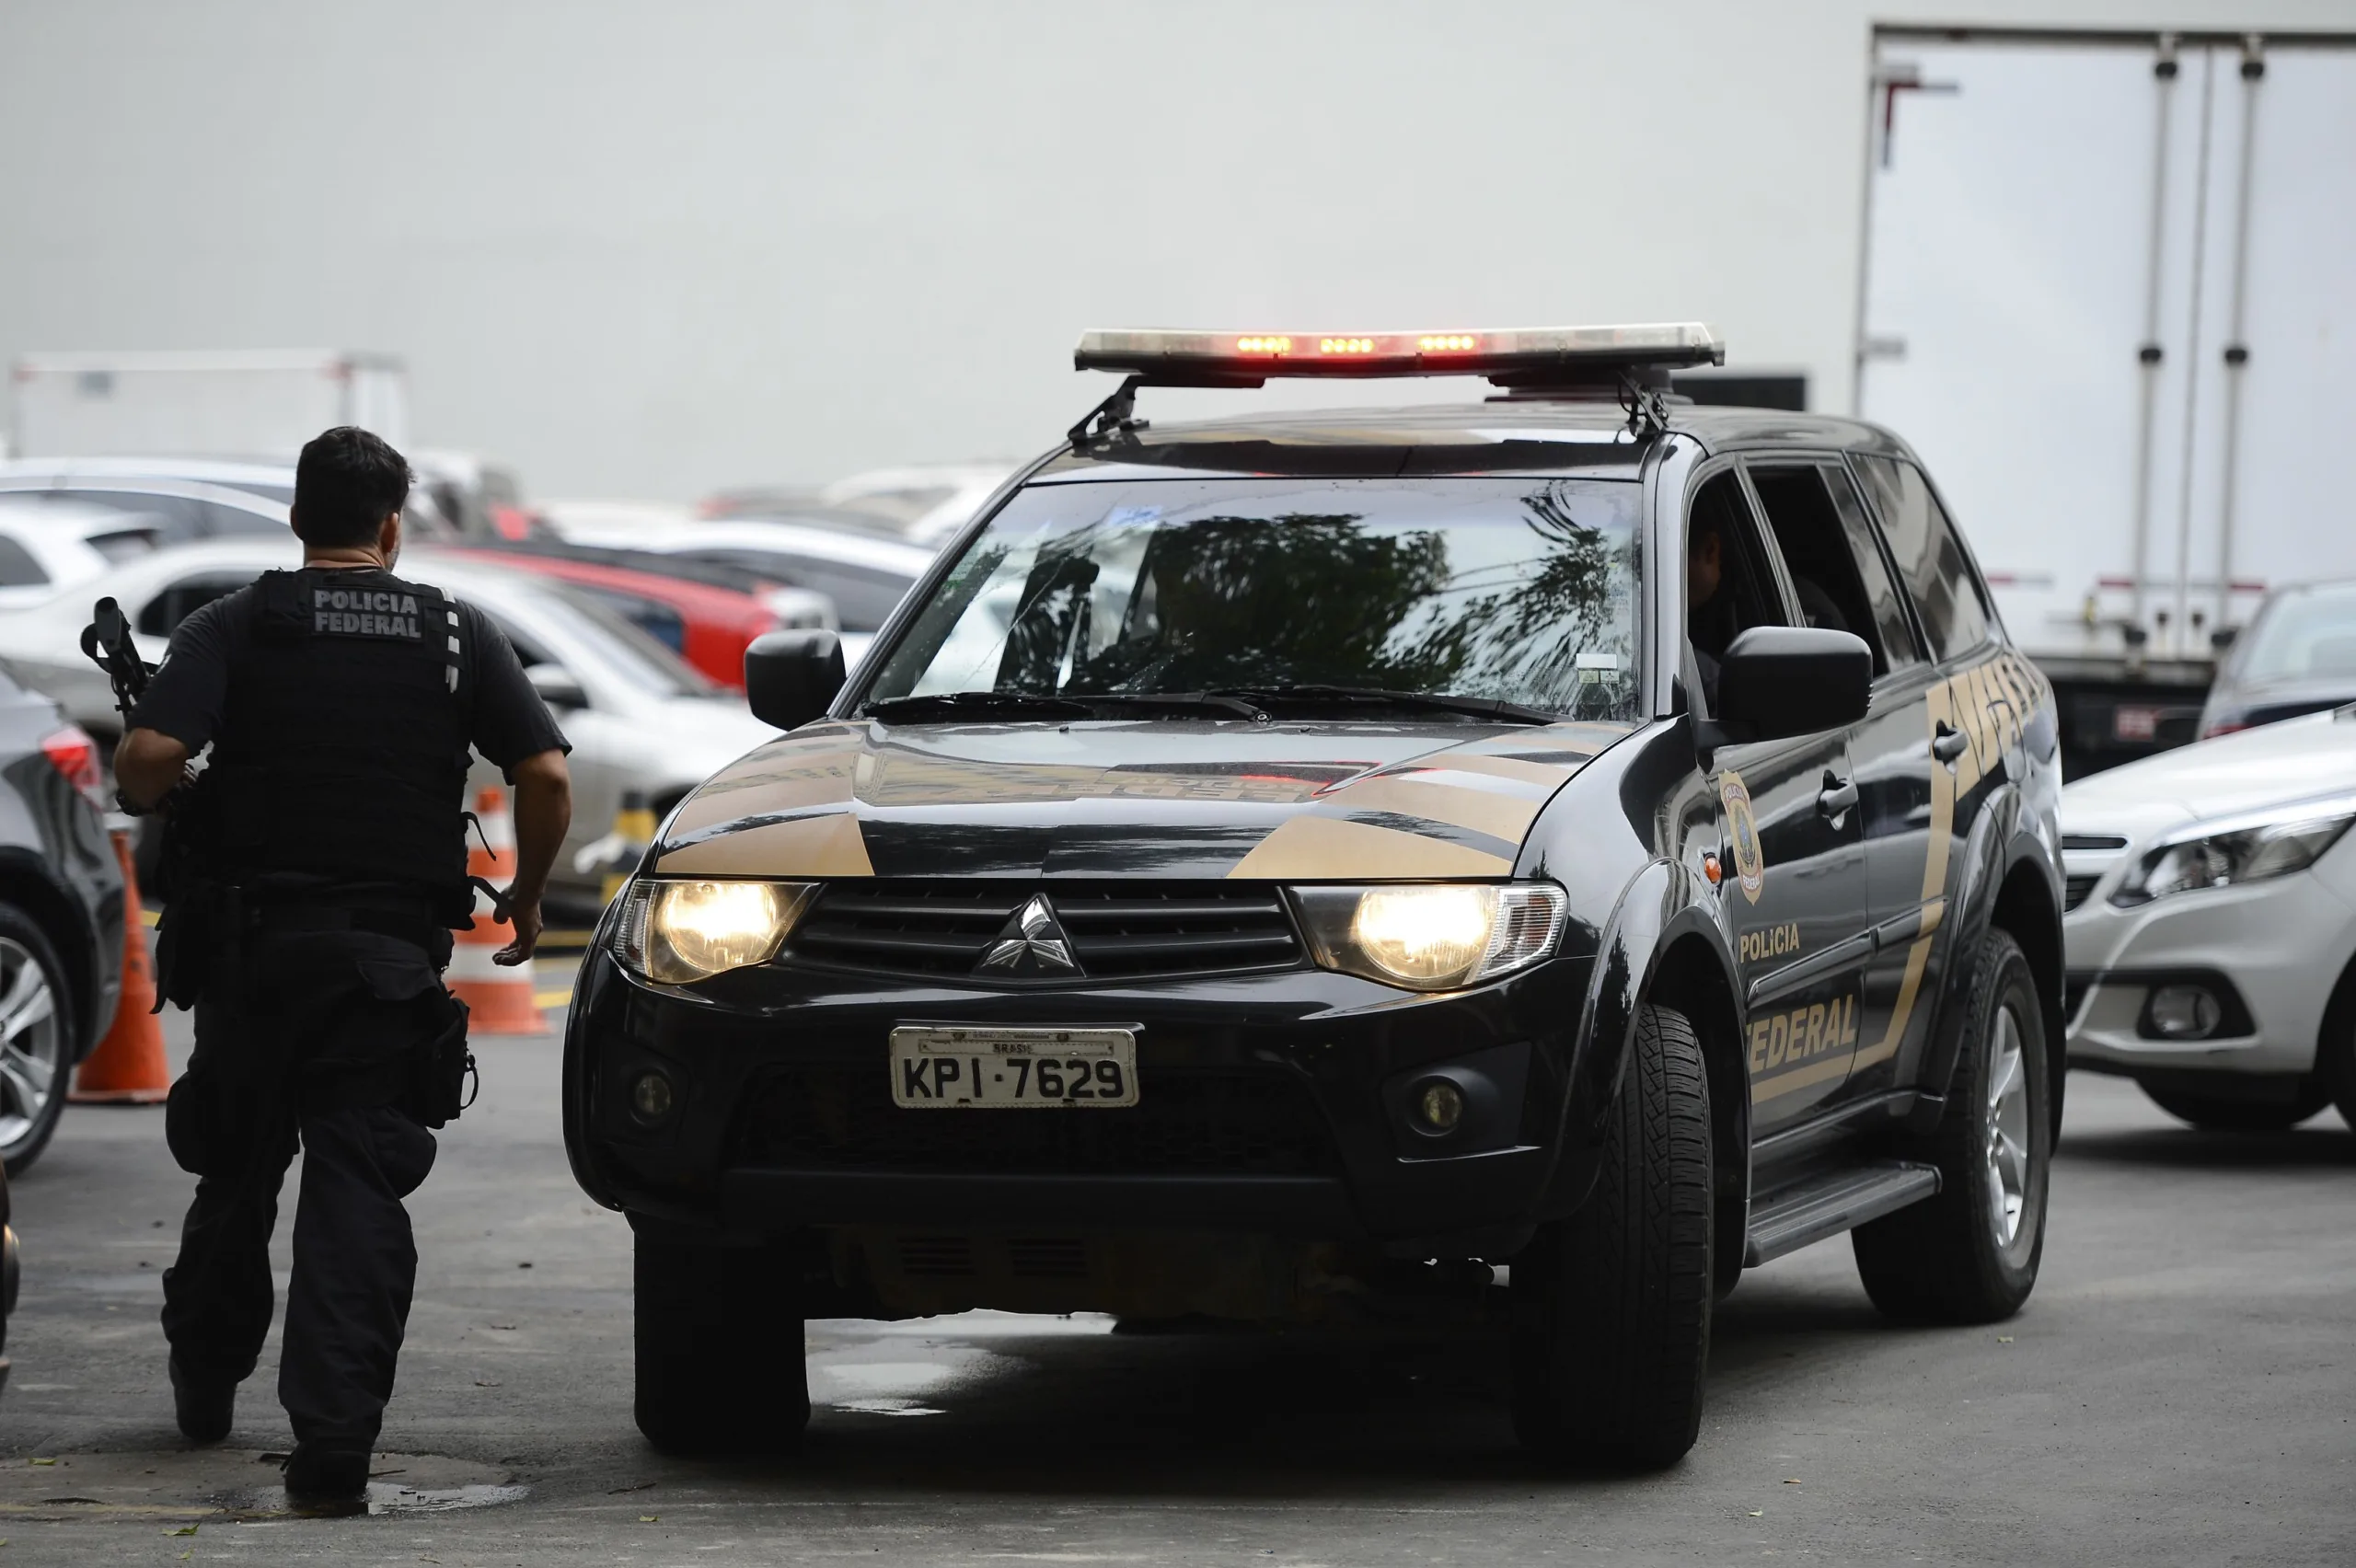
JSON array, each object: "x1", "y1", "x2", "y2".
[
  {"x1": 2200, "y1": 578, "x2": 2356, "y2": 739},
  {"x1": 0, "y1": 665, "x2": 127, "y2": 1173}
]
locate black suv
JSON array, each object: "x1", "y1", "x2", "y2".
[{"x1": 564, "y1": 324, "x2": 2066, "y2": 1468}]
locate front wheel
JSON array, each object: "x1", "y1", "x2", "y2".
[
  {"x1": 1510, "y1": 1003, "x2": 1712, "y2": 1469},
  {"x1": 634, "y1": 1236, "x2": 810, "y2": 1455},
  {"x1": 1853, "y1": 928, "x2": 2050, "y2": 1323}
]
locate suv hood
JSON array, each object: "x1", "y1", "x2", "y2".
[{"x1": 654, "y1": 718, "x2": 1635, "y2": 881}]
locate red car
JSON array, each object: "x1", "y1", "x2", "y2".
[{"x1": 444, "y1": 548, "x2": 810, "y2": 691}]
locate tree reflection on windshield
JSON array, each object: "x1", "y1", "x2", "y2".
[{"x1": 869, "y1": 477, "x2": 1640, "y2": 719}]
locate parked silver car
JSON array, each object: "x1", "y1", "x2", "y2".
[{"x1": 0, "y1": 541, "x2": 778, "y2": 907}]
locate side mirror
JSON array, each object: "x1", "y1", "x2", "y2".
[
  {"x1": 745, "y1": 629, "x2": 845, "y2": 730},
  {"x1": 1712, "y1": 626, "x2": 1872, "y2": 744},
  {"x1": 2210, "y1": 625, "x2": 2240, "y2": 651},
  {"x1": 525, "y1": 663, "x2": 589, "y2": 710}
]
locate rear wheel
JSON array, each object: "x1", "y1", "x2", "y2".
[
  {"x1": 0, "y1": 906, "x2": 75, "y2": 1178},
  {"x1": 1510, "y1": 1003, "x2": 1712, "y2": 1469},
  {"x1": 2139, "y1": 1079, "x2": 2330, "y2": 1131},
  {"x1": 634, "y1": 1236, "x2": 810, "y2": 1455},
  {"x1": 1853, "y1": 928, "x2": 2050, "y2": 1323}
]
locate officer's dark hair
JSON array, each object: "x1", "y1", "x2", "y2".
[{"x1": 292, "y1": 427, "x2": 413, "y2": 548}]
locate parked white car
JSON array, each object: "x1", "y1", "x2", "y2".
[
  {"x1": 0, "y1": 496, "x2": 162, "y2": 609},
  {"x1": 2061, "y1": 706, "x2": 2356, "y2": 1130},
  {"x1": 0, "y1": 540, "x2": 778, "y2": 908}
]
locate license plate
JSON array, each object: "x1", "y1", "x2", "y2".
[
  {"x1": 888, "y1": 1026, "x2": 1138, "y2": 1109},
  {"x1": 2112, "y1": 704, "x2": 2160, "y2": 743}
]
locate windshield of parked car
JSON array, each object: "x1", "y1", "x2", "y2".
[
  {"x1": 862, "y1": 477, "x2": 1643, "y2": 720},
  {"x1": 2235, "y1": 582, "x2": 2356, "y2": 685},
  {"x1": 538, "y1": 580, "x2": 716, "y2": 698}
]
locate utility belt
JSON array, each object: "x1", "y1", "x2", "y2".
[{"x1": 156, "y1": 875, "x2": 477, "y2": 1150}]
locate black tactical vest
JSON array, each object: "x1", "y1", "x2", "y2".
[{"x1": 205, "y1": 568, "x2": 474, "y2": 910}]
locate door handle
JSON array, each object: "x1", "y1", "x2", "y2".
[
  {"x1": 1817, "y1": 772, "x2": 1858, "y2": 818},
  {"x1": 1933, "y1": 722, "x2": 1970, "y2": 765}
]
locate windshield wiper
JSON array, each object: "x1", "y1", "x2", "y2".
[
  {"x1": 863, "y1": 691, "x2": 1094, "y2": 721},
  {"x1": 1207, "y1": 685, "x2": 1560, "y2": 725}
]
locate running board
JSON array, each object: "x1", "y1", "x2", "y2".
[{"x1": 1743, "y1": 1161, "x2": 1941, "y2": 1268}]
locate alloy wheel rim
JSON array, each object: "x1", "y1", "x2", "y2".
[
  {"x1": 0, "y1": 937, "x2": 62, "y2": 1158},
  {"x1": 1983, "y1": 1002, "x2": 2032, "y2": 1248}
]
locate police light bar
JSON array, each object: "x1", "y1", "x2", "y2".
[{"x1": 1073, "y1": 322, "x2": 1724, "y2": 380}]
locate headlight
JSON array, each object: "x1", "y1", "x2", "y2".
[
  {"x1": 1291, "y1": 882, "x2": 1568, "y2": 990},
  {"x1": 613, "y1": 878, "x2": 818, "y2": 983},
  {"x1": 2109, "y1": 796, "x2": 2356, "y2": 907}
]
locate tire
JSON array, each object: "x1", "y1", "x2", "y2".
[
  {"x1": 2324, "y1": 965, "x2": 2356, "y2": 1134},
  {"x1": 1853, "y1": 928, "x2": 2049, "y2": 1324},
  {"x1": 0, "y1": 904, "x2": 78, "y2": 1179},
  {"x1": 634, "y1": 1235, "x2": 810, "y2": 1455},
  {"x1": 1510, "y1": 1003, "x2": 1712, "y2": 1469},
  {"x1": 2139, "y1": 1079, "x2": 2330, "y2": 1131}
]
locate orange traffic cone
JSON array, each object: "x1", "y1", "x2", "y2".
[
  {"x1": 447, "y1": 786, "x2": 546, "y2": 1036},
  {"x1": 70, "y1": 828, "x2": 169, "y2": 1103}
]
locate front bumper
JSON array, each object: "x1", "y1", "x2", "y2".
[
  {"x1": 2062, "y1": 870, "x2": 2356, "y2": 1078},
  {"x1": 563, "y1": 947, "x2": 1597, "y2": 1248}
]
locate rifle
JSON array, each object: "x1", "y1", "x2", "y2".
[{"x1": 79, "y1": 596, "x2": 158, "y2": 815}]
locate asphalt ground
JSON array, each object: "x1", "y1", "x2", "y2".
[{"x1": 4, "y1": 939, "x2": 2352, "y2": 1565}]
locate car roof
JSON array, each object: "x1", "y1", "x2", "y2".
[
  {"x1": 579, "y1": 518, "x2": 937, "y2": 575},
  {"x1": 445, "y1": 546, "x2": 775, "y2": 622},
  {"x1": 1031, "y1": 398, "x2": 1915, "y2": 482},
  {"x1": 0, "y1": 471, "x2": 291, "y2": 518}
]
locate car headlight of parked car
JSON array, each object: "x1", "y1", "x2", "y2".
[
  {"x1": 1291, "y1": 882, "x2": 1568, "y2": 990},
  {"x1": 2108, "y1": 795, "x2": 2356, "y2": 907},
  {"x1": 615, "y1": 878, "x2": 819, "y2": 983}
]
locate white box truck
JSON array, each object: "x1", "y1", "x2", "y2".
[
  {"x1": 7, "y1": 350, "x2": 408, "y2": 463},
  {"x1": 1856, "y1": 27, "x2": 2356, "y2": 774}
]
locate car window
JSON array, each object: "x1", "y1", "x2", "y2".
[
  {"x1": 87, "y1": 527, "x2": 161, "y2": 564},
  {"x1": 137, "y1": 572, "x2": 260, "y2": 637},
  {"x1": 75, "y1": 490, "x2": 208, "y2": 545},
  {"x1": 197, "y1": 501, "x2": 291, "y2": 539},
  {"x1": 2231, "y1": 582, "x2": 2356, "y2": 683},
  {"x1": 1686, "y1": 467, "x2": 1785, "y2": 659},
  {"x1": 0, "y1": 535, "x2": 49, "y2": 587},
  {"x1": 867, "y1": 477, "x2": 1645, "y2": 719},
  {"x1": 1747, "y1": 462, "x2": 1923, "y2": 676},
  {"x1": 681, "y1": 548, "x2": 914, "y2": 634},
  {"x1": 571, "y1": 583, "x2": 688, "y2": 653},
  {"x1": 1853, "y1": 456, "x2": 1992, "y2": 663},
  {"x1": 534, "y1": 582, "x2": 715, "y2": 698}
]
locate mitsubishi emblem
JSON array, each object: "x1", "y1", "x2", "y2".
[{"x1": 976, "y1": 894, "x2": 1080, "y2": 977}]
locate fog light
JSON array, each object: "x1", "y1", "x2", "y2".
[
  {"x1": 2147, "y1": 985, "x2": 2223, "y2": 1040},
  {"x1": 1414, "y1": 1078, "x2": 1465, "y2": 1134},
  {"x1": 631, "y1": 1071, "x2": 676, "y2": 1121}
]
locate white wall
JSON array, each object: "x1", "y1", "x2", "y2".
[{"x1": 1, "y1": 1, "x2": 2344, "y2": 498}]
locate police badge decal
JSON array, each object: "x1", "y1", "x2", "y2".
[{"x1": 1717, "y1": 770, "x2": 1764, "y2": 905}]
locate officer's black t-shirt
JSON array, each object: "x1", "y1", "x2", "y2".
[{"x1": 132, "y1": 574, "x2": 572, "y2": 778}]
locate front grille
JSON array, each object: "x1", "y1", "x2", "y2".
[
  {"x1": 735, "y1": 1066, "x2": 1335, "y2": 1176},
  {"x1": 787, "y1": 881, "x2": 1304, "y2": 983},
  {"x1": 2062, "y1": 834, "x2": 2130, "y2": 852},
  {"x1": 2063, "y1": 874, "x2": 2101, "y2": 912}
]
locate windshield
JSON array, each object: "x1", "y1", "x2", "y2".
[
  {"x1": 541, "y1": 580, "x2": 716, "y2": 698},
  {"x1": 863, "y1": 478, "x2": 1642, "y2": 719},
  {"x1": 2237, "y1": 584, "x2": 2356, "y2": 685}
]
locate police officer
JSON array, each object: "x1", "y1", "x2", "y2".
[{"x1": 112, "y1": 427, "x2": 572, "y2": 1503}]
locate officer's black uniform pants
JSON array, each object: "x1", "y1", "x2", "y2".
[
  {"x1": 162, "y1": 1104, "x2": 435, "y2": 1447},
  {"x1": 158, "y1": 926, "x2": 449, "y2": 1451}
]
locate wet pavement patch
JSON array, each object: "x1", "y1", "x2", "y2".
[{"x1": 0, "y1": 1450, "x2": 528, "y2": 1522}]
